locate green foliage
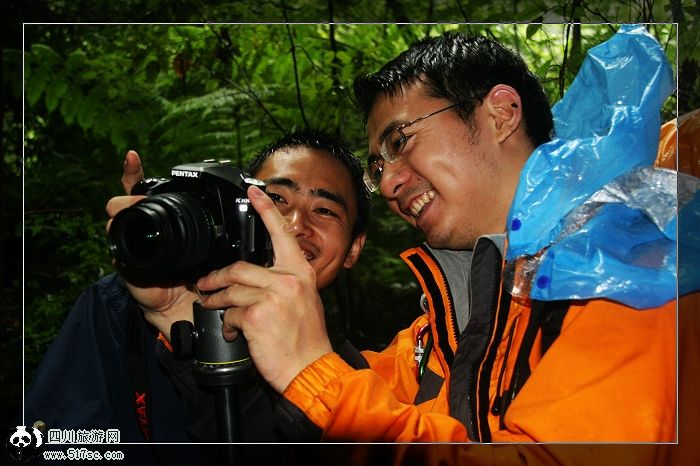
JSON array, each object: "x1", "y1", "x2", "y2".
[
  {"x1": 2, "y1": 4, "x2": 691, "y2": 430},
  {"x1": 15, "y1": 21, "x2": 679, "y2": 377},
  {"x1": 23, "y1": 211, "x2": 111, "y2": 371},
  {"x1": 0, "y1": 4, "x2": 692, "y2": 445}
]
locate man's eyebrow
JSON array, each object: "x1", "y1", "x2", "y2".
[
  {"x1": 368, "y1": 119, "x2": 404, "y2": 160},
  {"x1": 380, "y1": 120, "x2": 403, "y2": 142},
  {"x1": 311, "y1": 188, "x2": 348, "y2": 211},
  {"x1": 263, "y1": 177, "x2": 299, "y2": 190},
  {"x1": 264, "y1": 176, "x2": 348, "y2": 211}
]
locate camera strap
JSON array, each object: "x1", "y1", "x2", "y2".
[{"x1": 126, "y1": 300, "x2": 153, "y2": 441}]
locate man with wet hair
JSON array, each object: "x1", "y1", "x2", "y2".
[
  {"x1": 208, "y1": 30, "x2": 680, "y2": 445},
  {"x1": 24, "y1": 129, "x2": 370, "y2": 448}
]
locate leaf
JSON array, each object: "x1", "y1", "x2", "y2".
[
  {"x1": 204, "y1": 79, "x2": 219, "y2": 93},
  {"x1": 77, "y1": 92, "x2": 99, "y2": 129},
  {"x1": 60, "y1": 88, "x2": 81, "y2": 125},
  {"x1": 26, "y1": 66, "x2": 49, "y2": 106},
  {"x1": 65, "y1": 50, "x2": 87, "y2": 70},
  {"x1": 24, "y1": 55, "x2": 31, "y2": 81},
  {"x1": 30, "y1": 44, "x2": 62, "y2": 66},
  {"x1": 45, "y1": 78, "x2": 68, "y2": 113},
  {"x1": 526, "y1": 22, "x2": 542, "y2": 40},
  {"x1": 82, "y1": 70, "x2": 97, "y2": 81},
  {"x1": 110, "y1": 127, "x2": 128, "y2": 151}
]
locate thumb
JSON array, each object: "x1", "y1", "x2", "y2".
[{"x1": 122, "y1": 150, "x2": 145, "y2": 194}]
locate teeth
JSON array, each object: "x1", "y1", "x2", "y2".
[
  {"x1": 409, "y1": 190, "x2": 436, "y2": 217},
  {"x1": 298, "y1": 243, "x2": 316, "y2": 261}
]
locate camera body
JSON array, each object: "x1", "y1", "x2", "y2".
[{"x1": 109, "y1": 160, "x2": 271, "y2": 282}]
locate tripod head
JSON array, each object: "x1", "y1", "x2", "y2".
[
  {"x1": 170, "y1": 302, "x2": 256, "y2": 444},
  {"x1": 171, "y1": 301, "x2": 255, "y2": 386}
]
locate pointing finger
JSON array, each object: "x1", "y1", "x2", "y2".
[{"x1": 248, "y1": 185, "x2": 307, "y2": 267}]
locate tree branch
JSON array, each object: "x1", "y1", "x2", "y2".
[
  {"x1": 669, "y1": 0, "x2": 685, "y2": 22},
  {"x1": 558, "y1": 1, "x2": 582, "y2": 100},
  {"x1": 579, "y1": 0, "x2": 617, "y2": 31},
  {"x1": 282, "y1": 1, "x2": 310, "y2": 128},
  {"x1": 203, "y1": 24, "x2": 285, "y2": 133},
  {"x1": 455, "y1": 0, "x2": 469, "y2": 22},
  {"x1": 328, "y1": 0, "x2": 341, "y2": 91}
]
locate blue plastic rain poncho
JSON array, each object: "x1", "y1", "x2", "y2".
[{"x1": 505, "y1": 24, "x2": 700, "y2": 309}]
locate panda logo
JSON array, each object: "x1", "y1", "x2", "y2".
[{"x1": 6, "y1": 425, "x2": 43, "y2": 462}]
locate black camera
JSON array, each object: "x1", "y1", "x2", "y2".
[{"x1": 109, "y1": 160, "x2": 271, "y2": 282}]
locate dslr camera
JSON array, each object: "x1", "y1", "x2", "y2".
[{"x1": 109, "y1": 160, "x2": 271, "y2": 282}]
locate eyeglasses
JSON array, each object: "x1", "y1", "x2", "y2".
[{"x1": 363, "y1": 101, "x2": 464, "y2": 192}]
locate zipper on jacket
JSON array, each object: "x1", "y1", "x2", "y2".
[
  {"x1": 422, "y1": 245, "x2": 459, "y2": 352},
  {"x1": 438, "y1": 272, "x2": 460, "y2": 352},
  {"x1": 413, "y1": 246, "x2": 458, "y2": 368},
  {"x1": 491, "y1": 314, "x2": 519, "y2": 423},
  {"x1": 464, "y1": 243, "x2": 502, "y2": 442}
]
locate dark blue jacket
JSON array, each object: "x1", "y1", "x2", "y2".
[
  {"x1": 23, "y1": 274, "x2": 288, "y2": 465},
  {"x1": 24, "y1": 274, "x2": 191, "y2": 442}
]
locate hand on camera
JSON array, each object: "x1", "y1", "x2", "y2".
[
  {"x1": 106, "y1": 150, "x2": 196, "y2": 340},
  {"x1": 197, "y1": 186, "x2": 333, "y2": 393}
]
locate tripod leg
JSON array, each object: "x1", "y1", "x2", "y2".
[{"x1": 215, "y1": 385, "x2": 241, "y2": 464}]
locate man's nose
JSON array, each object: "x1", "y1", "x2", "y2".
[
  {"x1": 286, "y1": 209, "x2": 312, "y2": 236},
  {"x1": 379, "y1": 158, "x2": 410, "y2": 198}
]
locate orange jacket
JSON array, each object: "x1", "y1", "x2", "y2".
[
  {"x1": 281, "y1": 114, "x2": 696, "y2": 461},
  {"x1": 283, "y1": 239, "x2": 677, "y2": 443},
  {"x1": 656, "y1": 108, "x2": 700, "y2": 175}
]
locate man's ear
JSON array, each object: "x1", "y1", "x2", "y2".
[
  {"x1": 343, "y1": 232, "x2": 367, "y2": 269},
  {"x1": 485, "y1": 84, "x2": 523, "y2": 143}
]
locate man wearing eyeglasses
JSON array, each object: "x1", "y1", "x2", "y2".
[{"x1": 204, "y1": 30, "x2": 684, "y2": 448}]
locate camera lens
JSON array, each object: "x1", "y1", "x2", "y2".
[
  {"x1": 121, "y1": 211, "x2": 162, "y2": 262},
  {"x1": 110, "y1": 192, "x2": 215, "y2": 275}
]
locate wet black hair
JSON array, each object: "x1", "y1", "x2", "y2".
[
  {"x1": 247, "y1": 129, "x2": 371, "y2": 239},
  {"x1": 354, "y1": 32, "x2": 553, "y2": 147}
]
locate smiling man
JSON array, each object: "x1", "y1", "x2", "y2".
[
  {"x1": 364, "y1": 84, "x2": 535, "y2": 249},
  {"x1": 24, "y1": 129, "x2": 370, "y2": 447},
  {"x1": 149, "y1": 129, "x2": 369, "y2": 443},
  {"x1": 247, "y1": 135, "x2": 366, "y2": 290},
  {"x1": 206, "y1": 29, "x2": 682, "y2": 451}
]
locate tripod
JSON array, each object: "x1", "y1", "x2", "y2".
[{"x1": 170, "y1": 302, "x2": 255, "y2": 460}]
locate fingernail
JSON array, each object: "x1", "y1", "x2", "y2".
[{"x1": 248, "y1": 185, "x2": 264, "y2": 200}]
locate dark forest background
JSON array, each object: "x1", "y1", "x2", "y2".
[{"x1": 2, "y1": 0, "x2": 697, "y2": 443}]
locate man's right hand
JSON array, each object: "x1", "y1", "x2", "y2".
[{"x1": 106, "y1": 150, "x2": 196, "y2": 340}]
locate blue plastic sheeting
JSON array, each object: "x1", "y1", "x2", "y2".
[{"x1": 504, "y1": 24, "x2": 697, "y2": 308}]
